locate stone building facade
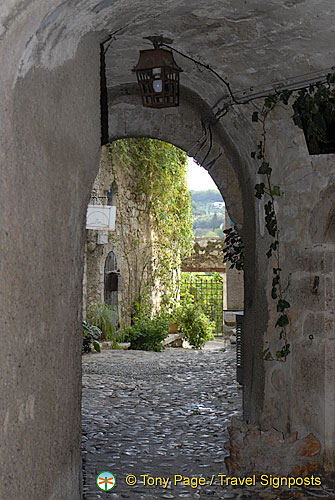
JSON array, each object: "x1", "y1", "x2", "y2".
[{"x1": 84, "y1": 145, "x2": 161, "y2": 327}]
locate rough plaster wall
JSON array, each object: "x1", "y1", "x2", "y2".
[
  {"x1": 253, "y1": 105, "x2": 335, "y2": 469},
  {"x1": 8, "y1": 1, "x2": 335, "y2": 95},
  {"x1": 0, "y1": 34, "x2": 100, "y2": 500}
]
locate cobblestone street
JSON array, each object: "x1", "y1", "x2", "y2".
[{"x1": 82, "y1": 342, "x2": 334, "y2": 500}]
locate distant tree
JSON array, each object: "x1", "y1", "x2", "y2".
[
  {"x1": 211, "y1": 213, "x2": 219, "y2": 230},
  {"x1": 190, "y1": 190, "x2": 224, "y2": 204},
  {"x1": 191, "y1": 200, "x2": 204, "y2": 216}
]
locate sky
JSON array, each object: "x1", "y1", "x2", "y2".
[{"x1": 186, "y1": 157, "x2": 218, "y2": 191}]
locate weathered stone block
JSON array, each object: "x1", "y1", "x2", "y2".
[
  {"x1": 224, "y1": 418, "x2": 322, "y2": 477},
  {"x1": 244, "y1": 429, "x2": 261, "y2": 446},
  {"x1": 296, "y1": 434, "x2": 322, "y2": 457},
  {"x1": 231, "y1": 416, "x2": 248, "y2": 433},
  {"x1": 261, "y1": 428, "x2": 284, "y2": 444}
]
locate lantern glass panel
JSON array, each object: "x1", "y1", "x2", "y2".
[{"x1": 153, "y1": 80, "x2": 163, "y2": 93}]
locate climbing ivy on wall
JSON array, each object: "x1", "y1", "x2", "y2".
[
  {"x1": 108, "y1": 138, "x2": 194, "y2": 309},
  {"x1": 223, "y1": 227, "x2": 244, "y2": 271},
  {"x1": 292, "y1": 74, "x2": 335, "y2": 154},
  {"x1": 251, "y1": 74, "x2": 335, "y2": 361},
  {"x1": 252, "y1": 95, "x2": 292, "y2": 361}
]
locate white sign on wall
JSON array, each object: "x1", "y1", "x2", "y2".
[{"x1": 86, "y1": 205, "x2": 116, "y2": 230}]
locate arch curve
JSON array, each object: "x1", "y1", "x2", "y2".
[{"x1": 108, "y1": 84, "x2": 251, "y2": 227}]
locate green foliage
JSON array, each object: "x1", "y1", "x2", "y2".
[
  {"x1": 156, "y1": 273, "x2": 218, "y2": 348},
  {"x1": 123, "y1": 303, "x2": 169, "y2": 351},
  {"x1": 193, "y1": 213, "x2": 224, "y2": 230},
  {"x1": 252, "y1": 77, "x2": 335, "y2": 360},
  {"x1": 190, "y1": 189, "x2": 224, "y2": 204},
  {"x1": 109, "y1": 138, "x2": 194, "y2": 307},
  {"x1": 190, "y1": 190, "x2": 225, "y2": 235},
  {"x1": 292, "y1": 75, "x2": 335, "y2": 153},
  {"x1": 82, "y1": 320, "x2": 102, "y2": 353},
  {"x1": 251, "y1": 102, "x2": 291, "y2": 361},
  {"x1": 179, "y1": 272, "x2": 221, "y2": 339},
  {"x1": 191, "y1": 199, "x2": 204, "y2": 216},
  {"x1": 251, "y1": 89, "x2": 311, "y2": 360},
  {"x1": 87, "y1": 302, "x2": 118, "y2": 345},
  {"x1": 205, "y1": 228, "x2": 224, "y2": 237},
  {"x1": 223, "y1": 227, "x2": 244, "y2": 271},
  {"x1": 176, "y1": 300, "x2": 215, "y2": 349}
]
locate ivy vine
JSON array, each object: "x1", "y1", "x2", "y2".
[
  {"x1": 251, "y1": 74, "x2": 335, "y2": 361},
  {"x1": 292, "y1": 73, "x2": 335, "y2": 154},
  {"x1": 252, "y1": 96, "x2": 291, "y2": 361},
  {"x1": 109, "y1": 138, "x2": 194, "y2": 311},
  {"x1": 223, "y1": 227, "x2": 244, "y2": 271}
]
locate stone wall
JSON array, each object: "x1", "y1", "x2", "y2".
[
  {"x1": 84, "y1": 145, "x2": 157, "y2": 327},
  {"x1": 181, "y1": 237, "x2": 226, "y2": 272},
  {"x1": 0, "y1": 32, "x2": 101, "y2": 500},
  {"x1": 181, "y1": 236, "x2": 244, "y2": 323},
  {"x1": 224, "y1": 417, "x2": 322, "y2": 477},
  {"x1": 107, "y1": 93, "x2": 335, "y2": 475}
]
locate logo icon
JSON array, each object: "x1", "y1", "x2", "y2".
[{"x1": 96, "y1": 471, "x2": 116, "y2": 491}]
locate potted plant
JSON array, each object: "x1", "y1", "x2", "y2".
[{"x1": 176, "y1": 301, "x2": 215, "y2": 349}]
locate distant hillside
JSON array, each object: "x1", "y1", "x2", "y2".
[
  {"x1": 190, "y1": 190, "x2": 225, "y2": 237},
  {"x1": 190, "y1": 189, "x2": 224, "y2": 204}
]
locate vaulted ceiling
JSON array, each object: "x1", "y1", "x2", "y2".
[{"x1": 13, "y1": 0, "x2": 335, "y2": 107}]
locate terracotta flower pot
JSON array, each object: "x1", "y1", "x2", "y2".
[{"x1": 169, "y1": 323, "x2": 178, "y2": 334}]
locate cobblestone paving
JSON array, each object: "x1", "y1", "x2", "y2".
[{"x1": 82, "y1": 342, "x2": 334, "y2": 500}]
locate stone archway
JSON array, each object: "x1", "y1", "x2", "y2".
[
  {"x1": 1, "y1": 1, "x2": 335, "y2": 498},
  {"x1": 106, "y1": 86, "x2": 265, "y2": 427}
]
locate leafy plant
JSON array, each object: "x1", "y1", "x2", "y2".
[
  {"x1": 176, "y1": 301, "x2": 215, "y2": 349},
  {"x1": 250, "y1": 78, "x2": 334, "y2": 360},
  {"x1": 223, "y1": 227, "x2": 244, "y2": 270},
  {"x1": 82, "y1": 320, "x2": 102, "y2": 353},
  {"x1": 86, "y1": 302, "x2": 118, "y2": 345},
  {"x1": 251, "y1": 98, "x2": 291, "y2": 361},
  {"x1": 123, "y1": 302, "x2": 169, "y2": 351},
  {"x1": 109, "y1": 138, "x2": 194, "y2": 310},
  {"x1": 292, "y1": 74, "x2": 335, "y2": 154},
  {"x1": 179, "y1": 272, "x2": 223, "y2": 335}
]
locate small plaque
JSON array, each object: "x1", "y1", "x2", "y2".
[{"x1": 86, "y1": 205, "x2": 116, "y2": 230}]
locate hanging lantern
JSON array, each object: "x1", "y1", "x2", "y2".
[{"x1": 132, "y1": 45, "x2": 182, "y2": 108}]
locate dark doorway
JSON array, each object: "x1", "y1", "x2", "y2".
[{"x1": 104, "y1": 250, "x2": 119, "y2": 308}]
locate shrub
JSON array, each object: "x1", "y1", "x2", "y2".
[
  {"x1": 176, "y1": 302, "x2": 215, "y2": 349},
  {"x1": 86, "y1": 302, "x2": 118, "y2": 344},
  {"x1": 82, "y1": 321, "x2": 102, "y2": 353},
  {"x1": 123, "y1": 304, "x2": 169, "y2": 351}
]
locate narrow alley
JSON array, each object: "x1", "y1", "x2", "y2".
[
  {"x1": 82, "y1": 345, "x2": 333, "y2": 500},
  {"x1": 82, "y1": 343, "x2": 241, "y2": 499}
]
